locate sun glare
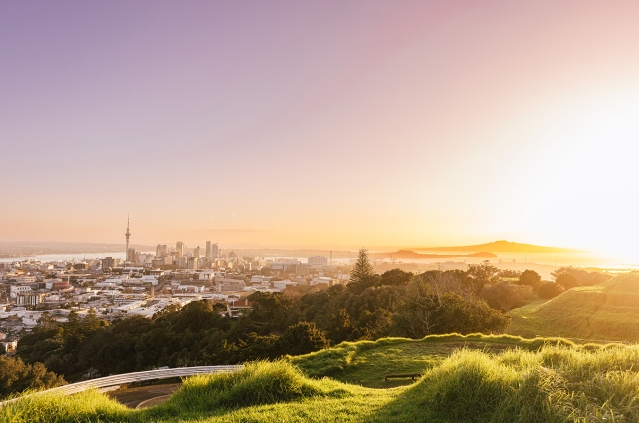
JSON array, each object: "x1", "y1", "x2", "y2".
[{"x1": 520, "y1": 84, "x2": 639, "y2": 260}]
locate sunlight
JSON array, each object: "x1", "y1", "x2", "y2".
[{"x1": 519, "y1": 84, "x2": 639, "y2": 259}]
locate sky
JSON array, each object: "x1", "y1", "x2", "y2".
[{"x1": 1, "y1": 1, "x2": 639, "y2": 259}]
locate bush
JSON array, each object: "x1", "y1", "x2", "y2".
[
  {"x1": 276, "y1": 322, "x2": 330, "y2": 356},
  {"x1": 517, "y1": 269, "x2": 542, "y2": 292},
  {"x1": 158, "y1": 361, "x2": 349, "y2": 411},
  {"x1": 538, "y1": 282, "x2": 565, "y2": 299}
]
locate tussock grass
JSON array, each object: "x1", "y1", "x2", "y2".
[
  {"x1": 290, "y1": 333, "x2": 575, "y2": 387},
  {"x1": 416, "y1": 345, "x2": 639, "y2": 422},
  {"x1": 149, "y1": 360, "x2": 351, "y2": 417},
  {"x1": 5, "y1": 340, "x2": 639, "y2": 422},
  {"x1": 508, "y1": 272, "x2": 639, "y2": 342}
]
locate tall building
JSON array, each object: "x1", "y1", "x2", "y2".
[
  {"x1": 211, "y1": 243, "x2": 219, "y2": 259},
  {"x1": 102, "y1": 257, "x2": 116, "y2": 270},
  {"x1": 124, "y1": 215, "x2": 131, "y2": 268},
  {"x1": 194, "y1": 246, "x2": 201, "y2": 258},
  {"x1": 206, "y1": 241, "x2": 211, "y2": 258},
  {"x1": 308, "y1": 256, "x2": 328, "y2": 266},
  {"x1": 127, "y1": 248, "x2": 136, "y2": 263},
  {"x1": 156, "y1": 244, "x2": 162, "y2": 256},
  {"x1": 161, "y1": 245, "x2": 168, "y2": 255},
  {"x1": 176, "y1": 242, "x2": 185, "y2": 257}
]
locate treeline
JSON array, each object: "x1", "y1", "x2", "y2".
[{"x1": 13, "y1": 252, "x2": 609, "y2": 386}]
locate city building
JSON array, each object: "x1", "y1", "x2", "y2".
[
  {"x1": 194, "y1": 246, "x2": 201, "y2": 258},
  {"x1": 211, "y1": 243, "x2": 219, "y2": 258},
  {"x1": 176, "y1": 242, "x2": 185, "y2": 257},
  {"x1": 206, "y1": 241, "x2": 211, "y2": 258},
  {"x1": 101, "y1": 257, "x2": 116, "y2": 270},
  {"x1": 125, "y1": 215, "x2": 131, "y2": 268},
  {"x1": 308, "y1": 256, "x2": 328, "y2": 266}
]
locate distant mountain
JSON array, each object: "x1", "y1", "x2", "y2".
[
  {"x1": 414, "y1": 240, "x2": 581, "y2": 254},
  {"x1": 371, "y1": 250, "x2": 497, "y2": 259}
]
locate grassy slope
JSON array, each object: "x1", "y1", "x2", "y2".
[
  {"x1": 289, "y1": 333, "x2": 574, "y2": 388},
  {"x1": 5, "y1": 342, "x2": 639, "y2": 423},
  {"x1": 508, "y1": 272, "x2": 639, "y2": 342}
]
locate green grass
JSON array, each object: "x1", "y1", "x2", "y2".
[
  {"x1": 289, "y1": 333, "x2": 575, "y2": 387},
  {"x1": 508, "y1": 272, "x2": 639, "y2": 342},
  {"x1": 5, "y1": 343, "x2": 639, "y2": 423}
]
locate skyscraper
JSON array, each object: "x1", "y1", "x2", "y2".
[
  {"x1": 176, "y1": 242, "x2": 185, "y2": 257},
  {"x1": 125, "y1": 215, "x2": 131, "y2": 268},
  {"x1": 206, "y1": 241, "x2": 211, "y2": 258},
  {"x1": 156, "y1": 244, "x2": 162, "y2": 256},
  {"x1": 211, "y1": 243, "x2": 219, "y2": 259},
  {"x1": 194, "y1": 246, "x2": 201, "y2": 258}
]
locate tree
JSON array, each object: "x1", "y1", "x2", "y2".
[
  {"x1": 538, "y1": 282, "x2": 564, "y2": 299},
  {"x1": 480, "y1": 281, "x2": 531, "y2": 312},
  {"x1": 276, "y1": 322, "x2": 330, "y2": 356},
  {"x1": 350, "y1": 249, "x2": 375, "y2": 285},
  {"x1": 466, "y1": 262, "x2": 500, "y2": 294},
  {"x1": 0, "y1": 356, "x2": 65, "y2": 398},
  {"x1": 517, "y1": 270, "x2": 542, "y2": 292},
  {"x1": 556, "y1": 273, "x2": 579, "y2": 290}
]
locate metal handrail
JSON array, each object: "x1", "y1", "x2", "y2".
[{"x1": 0, "y1": 365, "x2": 243, "y2": 406}]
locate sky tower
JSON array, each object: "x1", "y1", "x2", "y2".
[{"x1": 125, "y1": 215, "x2": 131, "y2": 268}]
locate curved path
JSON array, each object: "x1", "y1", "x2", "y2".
[{"x1": 0, "y1": 365, "x2": 243, "y2": 407}]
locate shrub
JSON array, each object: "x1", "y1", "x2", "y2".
[{"x1": 539, "y1": 282, "x2": 564, "y2": 299}]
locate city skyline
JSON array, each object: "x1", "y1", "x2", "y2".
[{"x1": 2, "y1": 1, "x2": 639, "y2": 260}]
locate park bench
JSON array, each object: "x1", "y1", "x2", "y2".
[{"x1": 384, "y1": 373, "x2": 422, "y2": 382}]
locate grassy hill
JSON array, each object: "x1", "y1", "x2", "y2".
[
  {"x1": 508, "y1": 272, "x2": 639, "y2": 342},
  {"x1": 7, "y1": 334, "x2": 639, "y2": 423}
]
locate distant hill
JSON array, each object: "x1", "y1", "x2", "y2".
[
  {"x1": 508, "y1": 272, "x2": 639, "y2": 342},
  {"x1": 371, "y1": 250, "x2": 496, "y2": 260},
  {"x1": 415, "y1": 240, "x2": 581, "y2": 254}
]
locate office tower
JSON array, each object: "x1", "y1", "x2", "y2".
[
  {"x1": 161, "y1": 245, "x2": 168, "y2": 255},
  {"x1": 194, "y1": 246, "x2": 201, "y2": 258},
  {"x1": 206, "y1": 241, "x2": 211, "y2": 258},
  {"x1": 127, "y1": 248, "x2": 136, "y2": 263},
  {"x1": 211, "y1": 243, "x2": 219, "y2": 259},
  {"x1": 101, "y1": 257, "x2": 115, "y2": 270},
  {"x1": 156, "y1": 244, "x2": 162, "y2": 256},
  {"x1": 176, "y1": 242, "x2": 185, "y2": 257},
  {"x1": 124, "y1": 215, "x2": 131, "y2": 268}
]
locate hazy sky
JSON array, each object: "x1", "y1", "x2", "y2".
[{"x1": 2, "y1": 1, "x2": 639, "y2": 258}]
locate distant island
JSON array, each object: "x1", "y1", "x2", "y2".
[
  {"x1": 371, "y1": 250, "x2": 496, "y2": 260},
  {"x1": 414, "y1": 240, "x2": 582, "y2": 254}
]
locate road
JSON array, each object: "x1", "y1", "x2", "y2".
[{"x1": 107, "y1": 383, "x2": 181, "y2": 409}]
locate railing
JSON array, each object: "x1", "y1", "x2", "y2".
[{"x1": 0, "y1": 365, "x2": 243, "y2": 406}]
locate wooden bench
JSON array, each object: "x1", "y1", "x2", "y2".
[{"x1": 384, "y1": 373, "x2": 422, "y2": 382}]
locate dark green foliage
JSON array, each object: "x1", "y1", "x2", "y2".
[
  {"x1": 0, "y1": 355, "x2": 65, "y2": 398},
  {"x1": 276, "y1": 322, "x2": 330, "y2": 356},
  {"x1": 539, "y1": 282, "x2": 565, "y2": 299},
  {"x1": 349, "y1": 248, "x2": 375, "y2": 286}
]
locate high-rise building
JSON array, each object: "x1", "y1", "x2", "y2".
[
  {"x1": 176, "y1": 242, "x2": 185, "y2": 257},
  {"x1": 194, "y1": 246, "x2": 201, "y2": 258},
  {"x1": 188, "y1": 257, "x2": 199, "y2": 270},
  {"x1": 127, "y1": 248, "x2": 136, "y2": 263},
  {"x1": 156, "y1": 244, "x2": 162, "y2": 256},
  {"x1": 161, "y1": 245, "x2": 168, "y2": 255},
  {"x1": 102, "y1": 257, "x2": 116, "y2": 270},
  {"x1": 206, "y1": 241, "x2": 211, "y2": 258},
  {"x1": 125, "y1": 215, "x2": 131, "y2": 268},
  {"x1": 211, "y1": 243, "x2": 219, "y2": 259}
]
